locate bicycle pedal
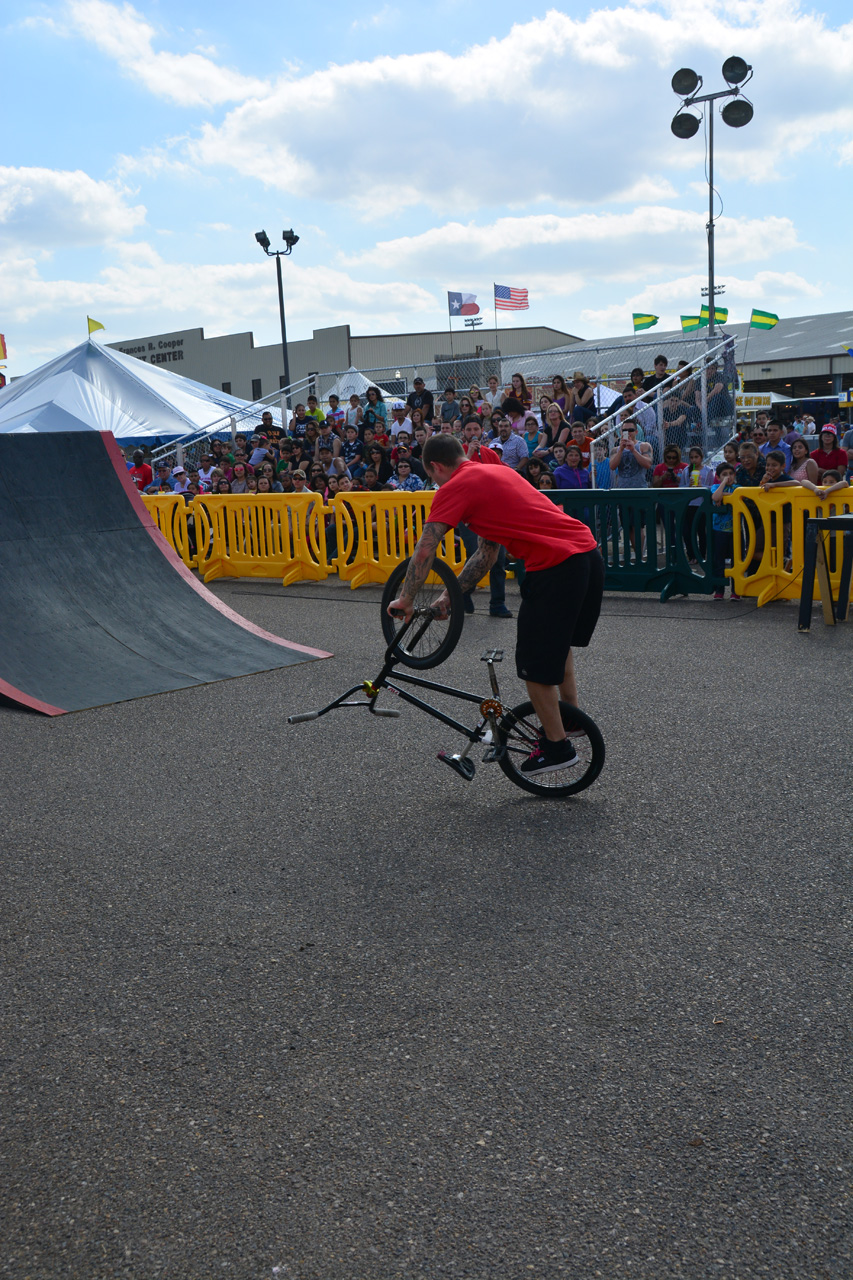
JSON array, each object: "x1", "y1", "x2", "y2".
[
  {"x1": 480, "y1": 648, "x2": 504, "y2": 663},
  {"x1": 482, "y1": 745, "x2": 506, "y2": 763},
  {"x1": 437, "y1": 750, "x2": 476, "y2": 781}
]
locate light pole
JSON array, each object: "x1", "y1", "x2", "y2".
[
  {"x1": 671, "y1": 58, "x2": 754, "y2": 338},
  {"x1": 255, "y1": 228, "x2": 299, "y2": 407}
]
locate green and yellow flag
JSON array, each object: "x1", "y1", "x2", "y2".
[
  {"x1": 87, "y1": 317, "x2": 105, "y2": 335},
  {"x1": 632, "y1": 313, "x2": 659, "y2": 332},
  {"x1": 0, "y1": 333, "x2": 6, "y2": 360},
  {"x1": 749, "y1": 309, "x2": 779, "y2": 330},
  {"x1": 681, "y1": 315, "x2": 704, "y2": 332},
  {"x1": 699, "y1": 304, "x2": 728, "y2": 325}
]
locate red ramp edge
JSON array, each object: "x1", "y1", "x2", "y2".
[
  {"x1": 104, "y1": 433, "x2": 331, "y2": 659},
  {"x1": 0, "y1": 678, "x2": 66, "y2": 717}
]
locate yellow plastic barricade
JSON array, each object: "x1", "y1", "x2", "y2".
[
  {"x1": 331, "y1": 491, "x2": 464, "y2": 587},
  {"x1": 194, "y1": 494, "x2": 330, "y2": 584},
  {"x1": 141, "y1": 493, "x2": 198, "y2": 569},
  {"x1": 726, "y1": 486, "x2": 853, "y2": 605}
]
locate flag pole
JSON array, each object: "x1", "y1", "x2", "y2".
[{"x1": 493, "y1": 284, "x2": 500, "y2": 390}]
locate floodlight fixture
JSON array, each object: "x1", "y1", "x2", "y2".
[
  {"x1": 671, "y1": 111, "x2": 701, "y2": 139},
  {"x1": 255, "y1": 227, "x2": 301, "y2": 404},
  {"x1": 671, "y1": 67, "x2": 700, "y2": 96},
  {"x1": 722, "y1": 56, "x2": 750, "y2": 85},
  {"x1": 667, "y1": 57, "x2": 756, "y2": 337},
  {"x1": 722, "y1": 97, "x2": 754, "y2": 128}
]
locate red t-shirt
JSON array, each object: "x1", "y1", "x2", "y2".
[
  {"x1": 810, "y1": 447, "x2": 847, "y2": 472},
  {"x1": 653, "y1": 462, "x2": 686, "y2": 487},
  {"x1": 129, "y1": 463, "x2": 153, "y2": 491},
  {"x1": 428, "y1": 460, "x2": 597, "y2": 571},
  {"x1": 468, "y1": 445, "x2": 502, "y2": 465}
]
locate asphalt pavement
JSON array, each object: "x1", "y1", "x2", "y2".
[{"x1": 1, "y1": 578, "x2": 850, "y2": 1279}]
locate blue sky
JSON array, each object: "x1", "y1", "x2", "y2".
[{"x1": 3, "y1": 0, "x2": 852, "y2": 376}]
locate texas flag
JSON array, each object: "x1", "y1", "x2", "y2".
[{"x1": 447, "y1": 291, "x2": 479, "y2": 316}]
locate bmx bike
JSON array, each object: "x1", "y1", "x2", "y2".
[{"x1": 288, "y1": 557, "x2": 605, "y2": 798}]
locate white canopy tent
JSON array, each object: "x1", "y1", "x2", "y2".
[
  {"x1": 322, "y1": 365, "x2": 394, "y2": 403},
  {"x1": 0, "y1": 337, "x2": 276, "y2": 444}
]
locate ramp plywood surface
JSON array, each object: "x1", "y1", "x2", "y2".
[{"x1": 0, "y1": 432, "x2": 329, "y2": 714}]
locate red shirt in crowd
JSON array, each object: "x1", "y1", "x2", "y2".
[
  {"x1": 129, "y1": 462, "x2": 153, "y2": 491},
  {"x1": 428, "y1": 459, "x2": 597, "y2": 572},
  {"x1": 653, "y1": 462, "x2": 687, "y2": 487},
  {"x1": 810, "y1": 447, "x2": 847, "y2": 472}
]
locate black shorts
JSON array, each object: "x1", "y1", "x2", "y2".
[{"x1": 515, "y1": 549, "x2": 604, "y2": 685}]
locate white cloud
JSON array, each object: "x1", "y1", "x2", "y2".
[
  {"x1": 184, "y1": 0, "x2": 853, "y2": 214},
  {"x1": 351, "y1": 5, "x2": 399, "y2": 32},
  {"x1": 67, "y1": 0, "x2": 268, "y2": 107},
  {"x1": 0, "y1": 166, "x2": 146, "y2": 251},
  {"x1": 114, "y1": 147, "x2": 198, "y2": 179},
  {"x1": 347, "y1": 208, "x2": 802, "y2": 274},
  {"x1": 0, "y1": 242, "x2": 437, "y2": 336}
]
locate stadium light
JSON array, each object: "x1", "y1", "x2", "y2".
[
  {"x1": 255, "y1": 228, "x2": 300, "y2": 407},
  {"x1": 670, "y1": 57, "x2": 755, "y2": 336}
]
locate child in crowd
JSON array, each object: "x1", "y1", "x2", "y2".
[
  {"x1": 553, "y1": 444, "x2": 590, "y2": 490},
  {"x1": 711, "y1": 463, "x2": 740, "y2": 601}
]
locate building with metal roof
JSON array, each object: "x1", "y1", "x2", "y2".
[{"x1": 559, "y1": 309, "x2": 853, "y2": 404}]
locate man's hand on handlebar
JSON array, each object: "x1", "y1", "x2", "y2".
[
  {"x1": 387, "y1": 595, "x2": 414, "y2": 623},
  {"x1": 430, "y1": 589, "x2": 451, "y2": 620}
]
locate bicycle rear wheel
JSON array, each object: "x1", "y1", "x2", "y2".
[
  {"x1": 496, "y1": 700, "x2": 605, "y2": 797},
  {"x1": 380, "y1": 556, "x2": 464, "y2": 669}
]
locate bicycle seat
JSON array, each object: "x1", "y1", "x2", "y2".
[{"x1": 481, "y1": 649, "x2": 504, "y2": 663}]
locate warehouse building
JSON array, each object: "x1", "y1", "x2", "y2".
[
  {"x1": 108, "y1": 322, "x2": 582, "y2": 403},
  {"x1": 108, "y1": 309, "x2": 852, "y2": 416}
]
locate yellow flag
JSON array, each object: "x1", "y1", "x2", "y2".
[{"x1": 87, "y1": 317, "x2": 105, "y2": 334}]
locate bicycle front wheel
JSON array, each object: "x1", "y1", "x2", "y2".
[
  {"x1": 496, "y1": 700, "x2": 605, "y2": 798},
  {"x1": 380, "y1": 556, "x2": 464, "y2": 669}
]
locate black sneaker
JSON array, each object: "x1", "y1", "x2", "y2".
[
  {"x1": 463, "y1": 592, "x2": 475, "y2": 615},
  {"x1": 519, "y1": 736, "x2": 580, "y2": 776}
]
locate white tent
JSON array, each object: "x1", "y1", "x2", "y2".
[
  {"x1": 323, "y1": 365, "x2": 394, "y2": 403},
  {"x1": 0, "y1": 337, "x2": 276, "y2": 444}
]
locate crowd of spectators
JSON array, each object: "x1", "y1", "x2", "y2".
[
  {"x1": 129, "y1": 366, "x2": 852, "y2": 598},
  {"x1": 131, "y1": 362, "x2": 852, "y2": 504}
]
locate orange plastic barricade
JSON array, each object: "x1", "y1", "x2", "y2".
[
  {"x1": 141, "y1": 493, "x2": 198, "y2": 569},
  {"x1": 331, "y1": 491, "x2": 464, "y2": 587},
  {"x1": 194, "y1": 494, "x2": 330, "y2": 584},
  {"x1": 726, "y1": 486, "x2": 853, "y2": 604}
]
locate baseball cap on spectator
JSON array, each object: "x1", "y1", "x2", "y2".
[
  {"x1": 820, "y1": 425, "x2": 838, "y2": 436},
  {"x1": 319, "y1": 444, "x2": 333, "y2": 453},
  {"x1": 156, "y1": 462, "x2": 170, "y2": 471},
  {"x1": 293, "y1": 469, "x2": 307, "y2": 479},
  {"x1": 250, "y1": 435, "x2": 260, "y2": 443},
  {"x1": 172, "y1": 465, "x2": 186, "y2": 476},
  {"x1": 391, "y1": 400, "x2": 406, "y2": 410},
  {"x1": 414, "y1": 377, "x2": 425, "y2": 385}
]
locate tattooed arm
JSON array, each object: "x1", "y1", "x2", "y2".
[
  {"x1": 456, "y1": 536, "x2": 500, "y2": 595},
  {"x1": 386, "y1": 521, "x2": 451, "y2": 620}
]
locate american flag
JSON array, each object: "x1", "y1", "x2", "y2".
[{"x1": 494, "y1": 284, "x2": 529, "y2": 311}]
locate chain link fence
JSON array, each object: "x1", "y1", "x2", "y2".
[{"x1": 149, "y1": 334, "x2": 737, "y2": 475}]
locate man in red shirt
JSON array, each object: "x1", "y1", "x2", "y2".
[
  {"x1": 387, "y1": 434, "x2": 603, "y2": 776},
  {"x1": 128, "y1": 450, "x2": 153, "y2": 492}
]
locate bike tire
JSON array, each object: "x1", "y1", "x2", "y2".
[
  {"x1": 380, "y1": 556, "x2": 464, "y2": 669},
  {"x1": 496, "y1": 700, "x2": 605, "y2": 798}
]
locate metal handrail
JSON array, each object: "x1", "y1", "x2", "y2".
[{"x1": 586, "y1": 337, "x2": 732, "y2": 487}]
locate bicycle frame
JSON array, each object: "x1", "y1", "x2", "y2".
[{"x1": 288, "y1": 612, "x2": 511, "y2": 769}]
